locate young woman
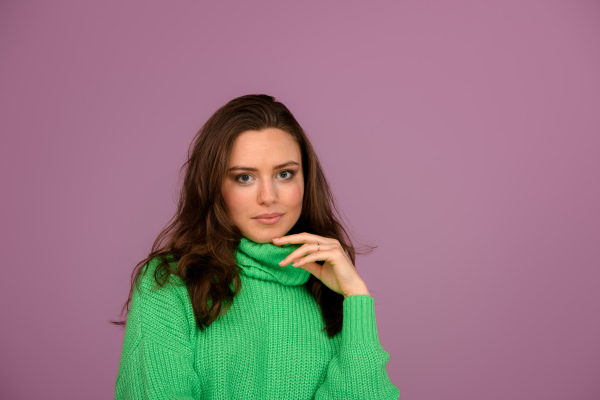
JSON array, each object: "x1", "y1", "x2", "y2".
[{"x1": 113, "y1": 94, "x2": 400, "y2": 399}]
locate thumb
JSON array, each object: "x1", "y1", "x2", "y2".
[{"x1": 296, "y1": 261, "x2": 322, "y2": 278}]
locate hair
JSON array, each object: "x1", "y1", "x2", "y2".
[{"x1": 111, "y1": 94, "x2": 375, "y2": 337}]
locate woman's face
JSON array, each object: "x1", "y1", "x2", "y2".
[{"x1": 221, "y1": 128, "x2": 304, "y2": 243}]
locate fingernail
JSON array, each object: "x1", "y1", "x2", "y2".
[{"x1": 279, "y1": 260, "x2": 285, "y2": 266}]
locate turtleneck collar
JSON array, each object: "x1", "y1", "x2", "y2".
[{"x1": 234, "y1": 236, "x2": 311, "y2": 286}]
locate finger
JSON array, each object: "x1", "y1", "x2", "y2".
[
  {"x1": 272, "y1": 232, "x2": 329, "y2": 245},
  {"x1": 295, "y1": 261, "x2": 323, "y2": 277},
  {"x1": 279, "y1": 243, "x2": 335, "y2": 266},
  {"x1": 292, "y1": 249, "x2": 335, "y2": 268}
]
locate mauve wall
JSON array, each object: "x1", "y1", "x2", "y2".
[{"x1": 1, "y1": 1, "x2": 599, "y2": 399}]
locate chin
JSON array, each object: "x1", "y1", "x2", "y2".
[{"x1": 243, "y1": 227, "x2": 288, "y2": 244}]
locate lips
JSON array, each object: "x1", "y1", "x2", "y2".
[
  {"x1": 253, "y1": 213, "x2": 284, "y2": 225},
  {"x1": 253, "y1": 213, "x2": 283, "y2": 219}
]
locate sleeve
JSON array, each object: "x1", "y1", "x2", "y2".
[
  {"x1": 114, "y1": 261, "x2": 203, "y2": 399},
  {"x1": 314, "y1": 295, "x2": 401, "y2": 400}
]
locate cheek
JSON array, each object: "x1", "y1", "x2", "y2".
[
  {"x1": 222, "y1": 186, "x2": 248, "y2": 216},
  {"x1": 284, "y1": 183, "x2": 304, "y2": 208}
]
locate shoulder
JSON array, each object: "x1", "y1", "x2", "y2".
[
  {"x1": 136, "y1": 254, "x2": 183, "y2": 292},
  {"x1": 130, "y1": 255, "x2": 191, "y2": 321},
  {"x1": 124, "y1": 255, "x2": 196, "y2": 355}
]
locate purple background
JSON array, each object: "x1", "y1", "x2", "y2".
[{"x1": 1, "y1": 1, "x2": 599, "y2": 399}]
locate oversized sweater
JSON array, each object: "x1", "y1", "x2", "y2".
[{"x1": 115, "y1": 237, "x2": 400, "y2": 399}]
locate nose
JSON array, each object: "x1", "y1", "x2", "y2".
[{"x1": 258, "y1": 178, "x2": 277, "y2": 206}]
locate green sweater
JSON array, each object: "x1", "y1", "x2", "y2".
[{"x1": 115, "y1": 237, "x2": 400, "y2": 399}]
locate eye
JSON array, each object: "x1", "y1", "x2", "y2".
[
  {"x1": 278, "y1": 170, "x2": 295, "y2": 180},
  {"x1": 235, "y1": 173, "x2": 254, "y2": 184},
  {"x1": 234, "y1": 170, "x2": 295, "y2": 185}
]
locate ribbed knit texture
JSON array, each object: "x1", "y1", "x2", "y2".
[
  {"x1": 234, "y1": 236, "x2": 311, "y2": 285},
  {"x1": 115, "y1": 237, "x2": 400, "y2": 399}
]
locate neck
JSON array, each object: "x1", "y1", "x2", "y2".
[{"x1": 234, "y1": 236, "x2": 311, "y2": 286}]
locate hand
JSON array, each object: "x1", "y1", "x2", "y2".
[{"x1": 273, "y1": 232, "x2": 370, "y2": 299}]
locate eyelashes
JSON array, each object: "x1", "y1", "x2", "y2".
[{"x1": 235, "y1": 170, "x2": 295, "y2": 185}]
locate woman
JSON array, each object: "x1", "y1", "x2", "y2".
[{"x1": 114, "y1": 94, "x2": 400, "y2": 399}]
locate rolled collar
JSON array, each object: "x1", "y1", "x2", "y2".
[{"x1": 234, "y1": 236, "x2": 311, "y2": 286}]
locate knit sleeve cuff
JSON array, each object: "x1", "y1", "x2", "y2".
[{"x1": 341, "y1": 294, "x2": 380, "y2": 346}]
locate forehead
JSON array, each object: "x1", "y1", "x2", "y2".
[{"x1": 228, "y1": 128, "x2": 301, "y2": 166}]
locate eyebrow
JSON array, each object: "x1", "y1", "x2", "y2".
[{"x1": 227, "y1": 161, "x2": 300, "y2": 173}]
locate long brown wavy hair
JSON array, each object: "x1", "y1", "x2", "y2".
[{"x1": 112, "y1": 94, "x2": 375, "y2": 337}]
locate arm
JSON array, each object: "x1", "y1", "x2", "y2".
[
  {"x1": 314, "y1": 295, "x2": 401, "y2": 400},
  {"x1": 115, "y1": 260, "x2": 203, "y2": 399}
]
